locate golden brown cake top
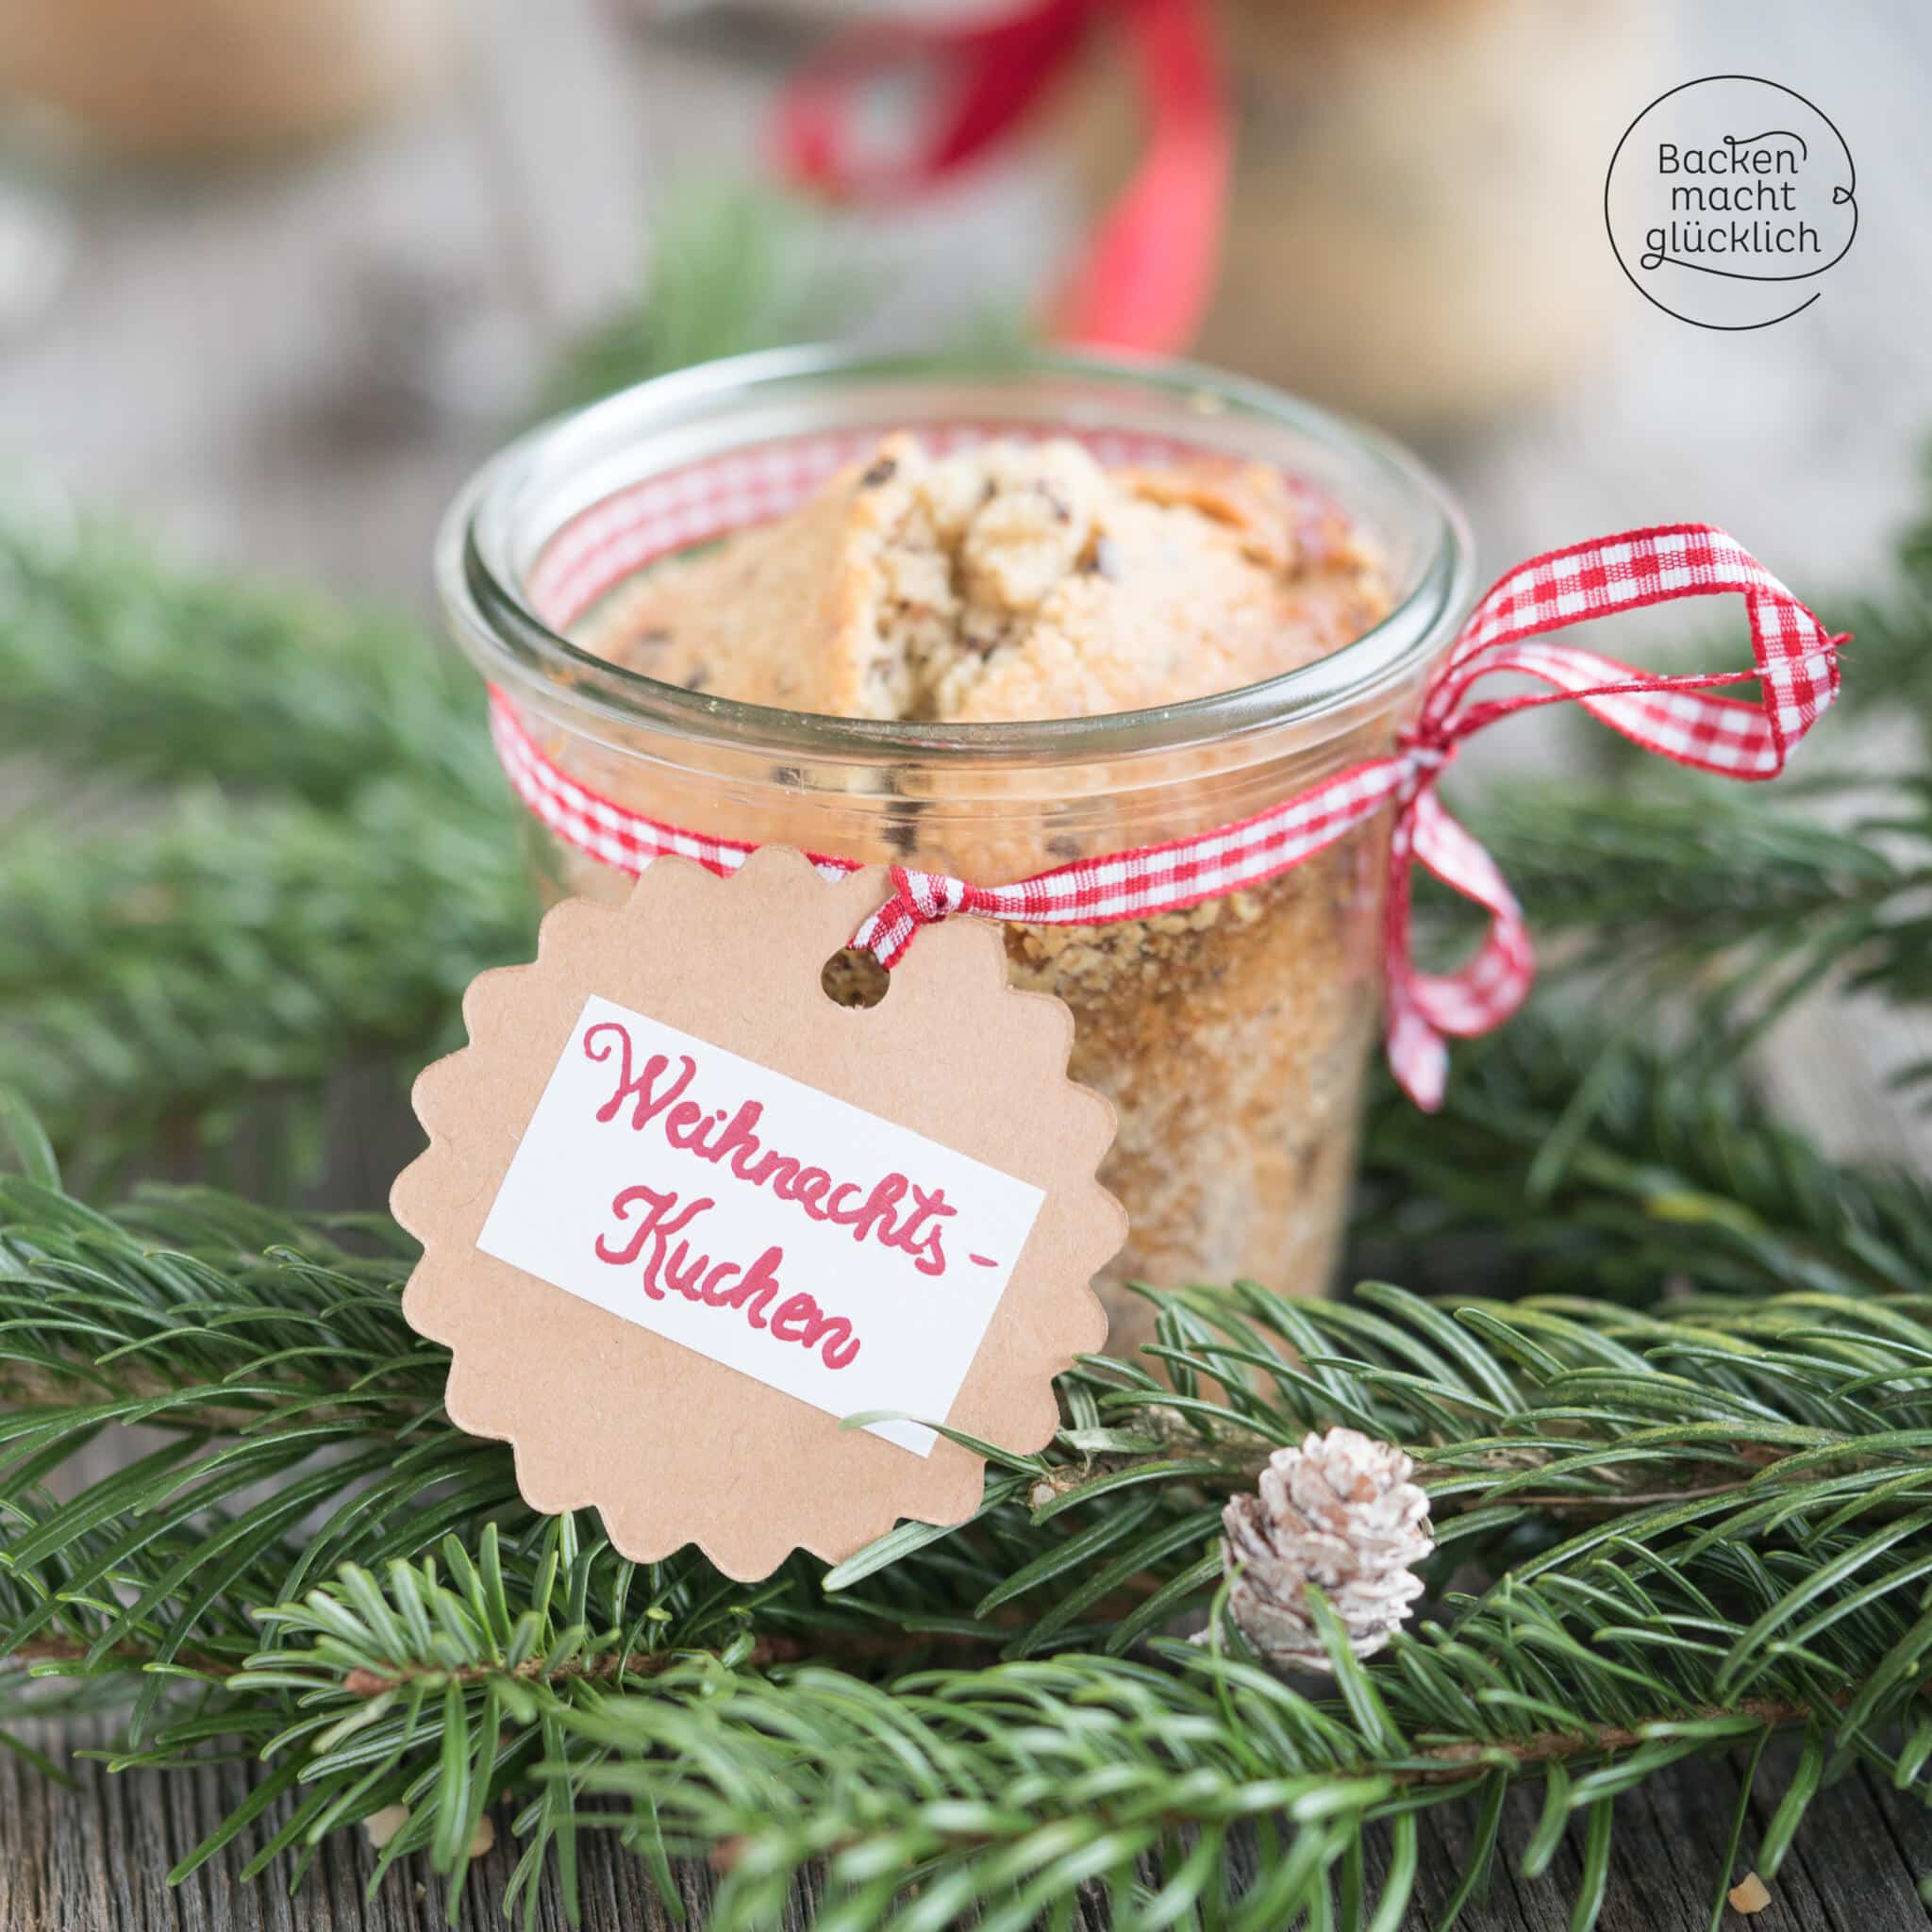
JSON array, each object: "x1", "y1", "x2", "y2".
[{"x1": 581, "y1": 434, "x2": 1391, "y2": 724}]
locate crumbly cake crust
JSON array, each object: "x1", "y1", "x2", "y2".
[{"x1": 591, "y1": 434, "x2": 1388, "y2": 724}]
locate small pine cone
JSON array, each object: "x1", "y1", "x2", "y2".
[{"x1": 1220, "y1": 1426, "x2": 1432, "y2": 1670}]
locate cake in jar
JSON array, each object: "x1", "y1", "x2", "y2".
[
  {"x1": 591, "y1": 433, "x2": 1388, "y2": 724},
  {"x1": 572, "y1": 434, "x2": 1396, "y2": 1356}
]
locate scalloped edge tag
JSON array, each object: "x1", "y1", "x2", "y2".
[{"x1": 391, "y1": 846, "x2": 1123, "y2": 1579}]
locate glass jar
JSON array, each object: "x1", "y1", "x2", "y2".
[{"x1": 437, "y1": 348, "x2": 1471, "y2": 1358}]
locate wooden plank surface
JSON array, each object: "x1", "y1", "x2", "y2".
[
  {"x1": 4, "y1": 1719, "x2": 1927, "y2": 1931},
  {"x1": 2, "y1": 0, "x2": 1930, "y2": 1924}
]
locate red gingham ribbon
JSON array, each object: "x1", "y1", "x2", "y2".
[{"x1": 491, "y1": 524, "x2": 1841, "y2": 1109}]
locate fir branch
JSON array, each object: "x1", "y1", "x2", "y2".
[
  {"x1": 1458, "y1": 774, "x2": 1932, "y2": 1040},
  {"x1": 0, "y1": 503, "x2": 531, "y2": 1182},
  {"x1": 0, "y1": 788, "x2": 530, "y2": 1184},
  {"x1": 0, "y1": 1167, "x2": 1014, "y2": 1756},
  {"x1": 222, "y1": 1527, "x2": 1932, "y2": 1932},
  {"x1": 8, "y1": 1149, "x2": 1932, "y2": 1924},
  {"x1": 1835, "y1": 439, "x2": 1932, "y2": 726},
  {"x1": 1466, "y1": 777, "x2": 1911, "y2": 968},
  {"x1": 1352, "y1": 1008, "x2": 1932, "y2": 1302},
  {"x1": 532, "y1": 1647, "x2": 1869, "y2": 1932},
  {"x1": 8, "y1": 1151, "x2": 1932, "y2": 1688},
  {"x1": 0, "y1": 508, "x2": 482, "y2": 806}
]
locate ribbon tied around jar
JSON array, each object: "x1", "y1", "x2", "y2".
[{"x1": 490, "y1": 523, "x2": 1844, "y2": 1111}]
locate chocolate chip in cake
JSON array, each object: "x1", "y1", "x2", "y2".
[
  {"x1": 683, "y1": 667, "x2": 710, "y2": 691},
  {"x1": 859, "y1": 458, "x2": 899, "y2": 489}
]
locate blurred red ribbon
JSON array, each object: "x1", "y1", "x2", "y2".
[{"x1": 772, "y1": 0, "x2": 1231, "y2": 354}]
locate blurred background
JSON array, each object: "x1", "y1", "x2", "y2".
[
  {"x1": 0, "y1": 0, "x2": 1925, "y2": 1170},
  {"x1": 0, "y1": 0, "x2": 1922, "y2": 599}
]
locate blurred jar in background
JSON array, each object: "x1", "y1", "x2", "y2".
[
  {"x1": 1058, "y1": 0, "x2": 1658, "y2": 427},
  {"x1": 0, "y1": 0, "x2": 459, "y2": 154}
]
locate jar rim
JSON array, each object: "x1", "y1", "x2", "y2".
[{"x1": 438, "y1": 344, "x2": 1475, "y2": 768}]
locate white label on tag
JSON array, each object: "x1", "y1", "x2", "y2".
[{"x1": 477, "y1": 994, "x2": 1046, "y2": 1456}]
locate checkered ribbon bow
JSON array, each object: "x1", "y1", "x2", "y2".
[{"x1": 490, "y1": 524, "x2": 1842, "y2": 1110}]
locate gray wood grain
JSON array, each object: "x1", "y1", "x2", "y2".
[
  {"x1": 7, "y1": 1720, "x2": 1929, "y2": 1930},
  {"x1": 3, "y1": 0, "x2": 1930, "y2": 1923}
]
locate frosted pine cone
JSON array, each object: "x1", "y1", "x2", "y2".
[{"x1": 1220, "y1": 1426, "x2": 1432, "y2": 1670}]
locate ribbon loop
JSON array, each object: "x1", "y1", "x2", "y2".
[{"x1": 1376, "y1": 523, "x2": 1843, "y2": 1107}]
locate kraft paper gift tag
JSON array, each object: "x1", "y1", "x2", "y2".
[{"x1": 391, "y1": 845, "x2": 1124, "y2": 1580}]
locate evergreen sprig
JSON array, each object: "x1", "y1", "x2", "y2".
[
  {"x1": 1352, "y1": 1008, "x2": 1932, "y2": 1303},
  {"x1": 0, "y1": 791, "x2": 530, "y2": 1188},
  {"x1": 1456, "y1": 774, "x2": 1932, "y2": 1065},
  {"x1": 1839, "y1": 441, "x2": 1932, "y2": 726},
  {"x1": 0, "y1": 507, "x2": 484, "y2": 806},
  {"x1": 0, "y1": 507, "x2": 535, "y2": 1189},
  {"x1": 6, "y1": 1134, "x2": 1932, "y2": 1926}
]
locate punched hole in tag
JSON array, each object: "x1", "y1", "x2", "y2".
[{"x1": 821, "y1": 945, "x2": 891, "y2": 1009}]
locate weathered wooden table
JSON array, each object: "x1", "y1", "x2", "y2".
[
  {"x1": 3, "y1": 2, "x2": 1929, "y2": 1924},
  {"x1": 3, "y1": 1720, "x2": 1927, "y2": 1932}
]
